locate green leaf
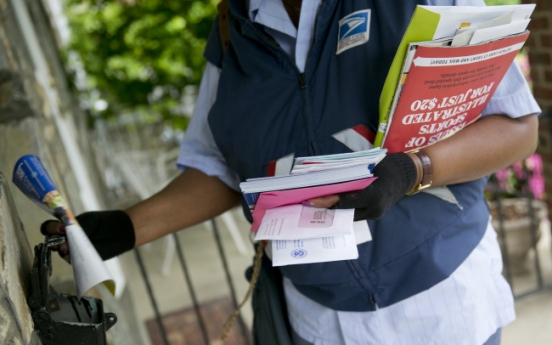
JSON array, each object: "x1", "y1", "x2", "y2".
[{"x1": 63, "y1": 0, "x2": 217, "y2": 128}]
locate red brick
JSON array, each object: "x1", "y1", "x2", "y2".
[
  {"x1": 544, "y1": 70, "x2": 552, "y2": 83},
  {"x1": 533, "y1": 0, "x2": 544, "y2": 9},
  {"x1": 525, "y1": 34, "x2": 537, "y2": 49},
  {"x1": 541, "y1": 34, "x2": 552, "y2": 48},
  {"x1": 534, "y1": 87, "x2": 552, "y2": 101},
  {"x1": 530, "y1": 15, "x2": 550, "y2": 30},
  {"x1": 534, "y1": 0, "x2": 552, "y2": 10},
  {"x1": 530, "y1": 67, "x2": 542, "y2": 84},
  {"x1": 528, "y1": 51, "x2": 552, "y2": 65},
  {"x1": 543, "y1": 104, "x2": 552, "y2": 112},
  {"x1": 538, "y1": 129, "x2": 549, "y2": 138},
  {"x1": 538, "y1": 143, "x2": 552, "y2": 158},
  {"x1": 540, "y1": 101, "x2": 552, "y2": 110}
]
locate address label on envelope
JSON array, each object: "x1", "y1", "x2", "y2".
[{"x1": 255, "y1": 205, "x2": 354, "y2": 241}]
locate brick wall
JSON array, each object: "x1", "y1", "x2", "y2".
[
  {"x1": 521, "y1": 1, "x2": 552, "y2": 213},
  {"x1": 523, "y1": 1, "x2": 552, "y2": 109}
]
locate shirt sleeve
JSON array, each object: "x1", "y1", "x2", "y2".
[
  {"x1": 481, "y1": 60, "x2": 541, "y2": 118},
  {"x1": 177, "y1": 62, "x2": 241, "y2": 191}
]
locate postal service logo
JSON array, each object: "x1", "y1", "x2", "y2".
[
  {"x1": 337, "y1": 9, "x2": 371, "y2": 55},
  {"x1": 291, "y1": 249, "x2": 308, "y2": 259}
]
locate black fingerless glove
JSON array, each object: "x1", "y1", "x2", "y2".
[
  {"x1": 76, "y1": 210, "x2": 136, "y2": 260},
  {"x1": 334, "y1": 153, "x2": 418, "y2": 221}
]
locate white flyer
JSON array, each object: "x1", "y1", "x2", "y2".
[
  {"x1": 65, "y1": 224, "x2": 115, "y2": 298},
  {"x1": 254, "y1": 204, "x2": 355, "y2": 241},
  {"x1": 271, "y1": 232, "x2": 359, "y2": 266}
]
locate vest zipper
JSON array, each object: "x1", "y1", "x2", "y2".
[
  {"x1": 249, "y1": 25, "x2": 305, "y2": 88},
  {"x1": 302, "y1": 1, "x2": 323, "y2": 155},
  {"x1": 249, "y1": 3, "x2": 323, "y2": 153},
  {"x1": 299, "y1": 2, "x2": 323, "y2": 90},
  {"x1": 249, "y1": 0, "x2": 322, "y2": 88}
]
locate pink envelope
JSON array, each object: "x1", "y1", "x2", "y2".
[{"x1": 250, "y1": 177, "x2": 376, "y2": 232}]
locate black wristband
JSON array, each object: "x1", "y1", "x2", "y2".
[{"x1": 76, "y1": 210, "x2": 136, "y2": 260}]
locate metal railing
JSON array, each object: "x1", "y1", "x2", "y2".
[
  {"x1": 494, "y1": 108, "x2": 552, "y2": 299},
  {"x1": 133, "y1": 219, "x2": 252, "y2": 345},
  {"x1": 90, "y1": 118, "x2": 253, "y2": 344},
  {"x1": 89, "y1": 113, "x2": 552, "y2": 343},
  {"x1": 488, "y1": 165, "x2": 552, "y2": 299}
]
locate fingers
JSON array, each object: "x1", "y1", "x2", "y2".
[
  {"x1": 40, "y1": 220, "x2": 66, "y2": 236},
  {"x1": 334, "y1": 191, "x2": 363, "y2": 209},
  {"x1": 48, "y1": 238, "x2": 71, "y2": 264},
  {"x1": 41, "y1": 220, "x2": 71, "y2": 263},
  {"x1": 58, "y1": 246, "x2": 71, "y2": 264},
  {"x1": 304, "y1": 195, "x2": 340, "y2": 208}
]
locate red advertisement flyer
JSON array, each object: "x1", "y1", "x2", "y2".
[{"x1": 382, "y1": 32, "x2": 529, "y2": 153}]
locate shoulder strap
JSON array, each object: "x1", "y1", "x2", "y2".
[{"x1": 217, "y1": 0, "x2": 230, "y2": 54}]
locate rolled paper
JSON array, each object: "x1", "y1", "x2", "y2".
[
  {"x1": 13, "y1": 154, "x2": 60, "y2": 215},
  {"x1": 12, "y1": 154, "x2": 115, "y2": 298}
]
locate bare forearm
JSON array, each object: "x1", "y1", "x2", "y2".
[
  {"x1": 422, "y1": 114, "x2": 538, "y2": 186},
  {"x1": 125, "y1": 168, "x2": 241, "y2": 247}
]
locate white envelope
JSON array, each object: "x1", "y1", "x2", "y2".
[
  {"x1": 254, "y1": 204, "x2": 355, "y2": 241},
  {"x1": 271, "y1": 233, "x2": 359, "y2": 266}
]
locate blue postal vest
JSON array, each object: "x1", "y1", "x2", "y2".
[{"x1": 205, "y1": 0, "x2": 490, "y2": 312}]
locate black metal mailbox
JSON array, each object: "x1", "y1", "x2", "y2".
[{"x1": 28, "y1": 237, "x2": 117, "y2": 345}]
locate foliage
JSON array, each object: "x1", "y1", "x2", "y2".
[
  {"x1": 484, "y1": 0, "x2": 520, "y2": 5},
  {"x1": 63, "y1": 0, "x2": 218, "y2": 129},
  {"x1": 487, "y1": 154, "x2": 546, "y2": 201}
]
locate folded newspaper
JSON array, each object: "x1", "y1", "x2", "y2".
[{"x1": 376, "y1": 4, "x2": 535, "y2": 149}]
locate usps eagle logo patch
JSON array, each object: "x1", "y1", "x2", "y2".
[{"x1": 336, "y1": 10, "x2": 371, "y2": 55}]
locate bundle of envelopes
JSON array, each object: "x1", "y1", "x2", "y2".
[{"x1": 239, "y1": 148, "x2": 386, "y2": 266}]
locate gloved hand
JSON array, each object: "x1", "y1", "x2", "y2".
[
  {"x1": 40, "y1": 210, "x2": 136, "y2": 261},
  {"x1": 308, "y1": 153, "x2": 420, "y2": 221}
]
